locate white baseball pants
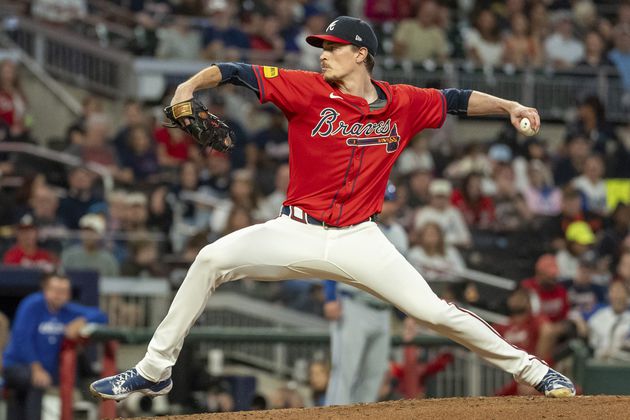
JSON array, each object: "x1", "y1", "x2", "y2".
[{"x1": 136, "y1": 214, "x2": 548, "y2": 387}]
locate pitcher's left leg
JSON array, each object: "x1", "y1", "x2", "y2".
[{"x1": 328, "y1": 223, "x2": 548, "y2": 387}]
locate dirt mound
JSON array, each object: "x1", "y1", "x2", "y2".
[{"x1": 126, "y1": 396, "x2": 630, "y2": 420}]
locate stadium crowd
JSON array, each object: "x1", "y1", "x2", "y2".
[{"x1": 1, "y1": 0, "x2": 630, "y2": 412}]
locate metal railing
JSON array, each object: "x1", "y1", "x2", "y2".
[{"x1": 0, "y1": 142, "x2": 114, "y2": 193}]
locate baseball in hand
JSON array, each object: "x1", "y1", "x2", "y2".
[{"x1": 519, "y1": 118, "x2": 537, "y2": 136}]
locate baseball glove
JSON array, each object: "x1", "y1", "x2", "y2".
[{"x1": 163, "y1": 99, "x2": 234, "y2": 152}]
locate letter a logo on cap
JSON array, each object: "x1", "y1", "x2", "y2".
[{"x1": 326, "y1": 20, "x2": 338, "y2": 32}]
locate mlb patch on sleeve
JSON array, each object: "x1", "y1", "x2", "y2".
[{"x1": 263, "y1": 66, "x2": 279, "y2": 78}]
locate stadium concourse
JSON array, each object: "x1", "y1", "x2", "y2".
[{"x1": 125, "y1": 396, "x2": 630, "y2": 420}]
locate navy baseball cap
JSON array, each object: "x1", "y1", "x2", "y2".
[{"x1": 306, "y1": 16, "x2": 378, "y2": 57}]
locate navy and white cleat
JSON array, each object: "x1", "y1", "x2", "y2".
[
  {"x1": 535, "y1": 368, "x2": 576, "y2": 398},
  {"x1": 89, "y1": 368, "x2": 172, "y2": 401}
]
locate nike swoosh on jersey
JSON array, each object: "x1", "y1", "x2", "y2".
[{"x1": 329, "y1": 92, "x2": 342, "y2": 99}]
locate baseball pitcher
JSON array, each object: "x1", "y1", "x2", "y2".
[{"x1": 91, "y1": 16, "x2": 575, "y2": 401}]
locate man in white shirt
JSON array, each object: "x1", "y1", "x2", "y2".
[
  {"x1": 544, "y1": 13, "x2": 585, "y2": 69},
  {"x1": 588, "y1": 281, "x2": 630, "y2": 362}
]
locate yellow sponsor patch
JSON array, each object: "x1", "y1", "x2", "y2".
[
  {"x1": 263, "y1": 66, "x2": 279, "y2": 78},
  {"x1": 172, "y1": 102, "x2": 193, "y2": 119}
]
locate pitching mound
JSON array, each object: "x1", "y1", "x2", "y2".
[{"x1": 128, "y1": 395, "x2": 630, "y2": 419}]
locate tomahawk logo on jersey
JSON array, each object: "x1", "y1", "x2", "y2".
[{"x1": 251, "y1": 65, "x2": 445, "y2": 226}]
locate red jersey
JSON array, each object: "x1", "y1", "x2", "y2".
[
  {"x1": 450, "y1": 189, "x2": 495, "y2": 227},
  {"x1": 252, "y1": 66, "x2": 446, "y2": 226},
  {"x1": 154, "y1": 127, "x2": 194, "y2": 162},
  {"x1": 3, "y1": 245, "x2": 56, "y2": 270},
  {"x1": 493, "y1": 314, "x2": 548, "y2": 355},
  {"x1": 521, "y1": 278, "x2": 569, "y2": 323}
]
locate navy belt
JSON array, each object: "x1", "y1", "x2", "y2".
[{"x1": 281, "y1": 205, "x2": 375, "y2": 228}]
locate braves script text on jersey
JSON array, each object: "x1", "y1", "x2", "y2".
[{"x1": 252, "y1": 65, "x2": 445, "y2": 226}]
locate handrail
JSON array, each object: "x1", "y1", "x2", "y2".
[
  {"x1": 414, "y1": 262, "x2": 517, "y2": 290},
  {"x1": 0, "y1": 35, "x2": 82, "y2": 116},
  {"x1": 0, "y1": 142, "x2": 113, "y2": 194}
]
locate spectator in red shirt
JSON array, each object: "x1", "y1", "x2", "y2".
[
  {"x1": 2, "y1": 214, "x2": 56, "y2": 271},
  {"x1": 451, "y1": 172, "x2": 495, "y2": 229},
  {"x1": 0, "y1": 60, "x2": 30, "y2": 141},
  {"x1": 154, "y1": 125, "x2": 198, "y2": 167},
  {"x1": 494, "y1": 288, "x2": 552, "y2": 395},
  {"x1": 521, "y1": 254, "x2": 572, "y2": 361}
]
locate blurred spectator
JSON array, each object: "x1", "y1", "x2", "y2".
[
  {"x1": 608, "y1": 24, "x2": 630, "y2": 92},
  {"x1": 451, "y1": 172, "x2": 495, "y2": 229},
  {"x1": 113, "y1": 99, "x2": 147, "y2": 159},
  {"x1": 257, "y1": 163, "x2": 290, "y2": 222},
  {"x1": 2, "y1": 214, "x2": 56, "y2": 271},
  {"x1": 124, "y1": 192, "x2": 150, "y2": 232},
  {"x1": 202, "y1": 2, "x2": 250, "y2": 61},
  {"x1": 61, "y1": 213, "x2": 119, "y2": 276},
  {"x1": 253, "y1": 105, "x2": 289, "y2": 171},
  {"x1": 543, "y1": 187, "x2": 603, "y2": 250},
  {"x1": 562, "y1": 253, "x2": 607, "y2": 323},
  {"x1": 0, "y1": 60, "x2": 30, "y2": 142},
  {"x1": 220, "y1": 205, "x2": 254, "y2": 237},
  {"x1": 2, "y1": 272, "x2": 107, "y2": 420},
  {"x1": 119, "y1": 126, "x2": 160, "y2": 183},
  {"x1": 578, "y1": 30, "x2": 613, "y2": 69},
  {"x1": 503, "y1": 13, "x2": 543, "y2": 69},
  {"x1": 544, "y1": 13, "x2": 584, "y2": 70},
  {"x1": 407, "y1": 222, "x2": 466, "y2": 282},
  {"x1": 529, "y1": 2, "x2": 551, "y2": 41},
  {"x1": 569, "y1": 95, "x2": 629, "y2": 178},
  {"x1": 0, "y1": 311, "x2": 7, "y2": 370},
  {"x1": 295, "y1": 6, "x2": 328, "y2": 71},
  {"x1": 211, "y1": 169, "x2": 260, "y2": 234},
  {"x1": 492, "y1": 164, "x2": 532, "y2": 231},
  {"x1": 464, "y1": 9, "x2": 504, "y2": 68},
  {"x1": 523, "y1": 159, "x2": 562, "y2": 217},
  {"x1": 598, "y1": 204, "x2": 630, "y2": 268},
  {"x1": 404, "y1": 168, "x2": 433, "y2": 209},
  {"x1": 248, "y1": 13, "x2": 285, "y2": 58},
  {"x1": 556, "y1": 221, "x2": 597, "y2": 279},
  {"x1": 147, "y1": 184, "x2": 174, "y2": 236},
  {"x1": 308, "y1": 360, "x2": 329, "y2": 406},
  {"x1": 494, "y1": 288, "x2": 549, "y2": 357},
  {"x1": 396, "y1": 134, "x2": 434, "y2": 177},
  {"x1": 588, "y1": 281, "x2": 630, "y2": 362},
  {"x1": 27, "y1": 185, "x2": 66, "y2": 255},
  {"x1": 521, "y1": 254, "x2": 571, "y2": 360},
  {"x1": 65, "y1": 95, "x2": 103, "y2": 145},
  {"x1": 614, "y1": 251, "x2": 630, "y2": 290},
  {"x1": 269, "y1": 381, "x2": 304, "y2": 409},
  {"x1": 154, "y1": 125, "x2": 198, "y2": 168},
  {"x1": 126, "y1": 12, "x2": 159, "y2": 56},
  {"x1": 121, "y1": 238, "x2": 167, "y2": 278},
  {"x1": 58, "y1": 167, "x2": 99, "y2": 229},
  {"x1": 156, "y1": 17, "x2": 202, "y2": 60},
  {"x1": 31, "y1": 0, "x2": 87, "y2": 24},
  {"x1": 553, "y1": 134, "x2": 590, "y2": 187},
  {"x1": 444, "y1": 142, "x2": 491, "y2": 181},
  {"x1": 572, "y1": 154, "x2": 607, "y2": 215},
  {"x1": 414, "y1": 179, "x2": 471, "y2": 248},
  {"x1": 393, "y1": 1, "x2": 448, "y2": 64},
  {"x1": 206, "y1": 95, "x2": 249, "y2": 170}
]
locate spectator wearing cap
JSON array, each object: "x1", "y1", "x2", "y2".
[
  {"x1": 60, "y1": 214, "x2": 119, "y2": 277},
  {"x1": 561, "y1": 252, "x2": 607, "y2": 326},
  {"x1": 572, "y1": 154, "x2": 607, "y2": 215},
  {"x1": 588, "y1": 281, "x2": 630, "y2": 362},
  {"x1": 2, "y1": 272, "x2": 107, "y2": 420},
  {"x1": 451, "y1": 172, "x2": 495, "y2": 229},
  {"x1": 414, "y1": 179, "x2": 471, "y2": 248},
  {"x1": 2, "y1": 214, "x2": 56, "y2": 271},
  {"x1": 544, "y1": 12, "x2": 584, "y2": 69},
  {"x1": 542, "y1": 186, "x2": 603, "y2": 250},
  {"x1": 521, "y1": 254, "x2": 570, "y2": 361},
  {"x1": 556, "y1": 221, "x2": 597, "y2": 280},
  {"x1": 393, "y1": 1, "x2": 449, "y2": 64},
  {"x1": 523, "y1": 159, "x2": 562, "y2": 217}
]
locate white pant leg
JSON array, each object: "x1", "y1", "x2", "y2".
[
  {"x1": 327, "y1": 222, "x2": 547, "y2": 387},
  {"x1": 137, "y1": 216, "x2": 349, "y2": 382}
]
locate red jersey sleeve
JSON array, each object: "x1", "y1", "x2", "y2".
[
  {"x1": 251, "y1": 65, "x2": 317, "y2": 116},
  {"x1": 403, "y1": 86, "x2": 446, "y2": 132}
]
